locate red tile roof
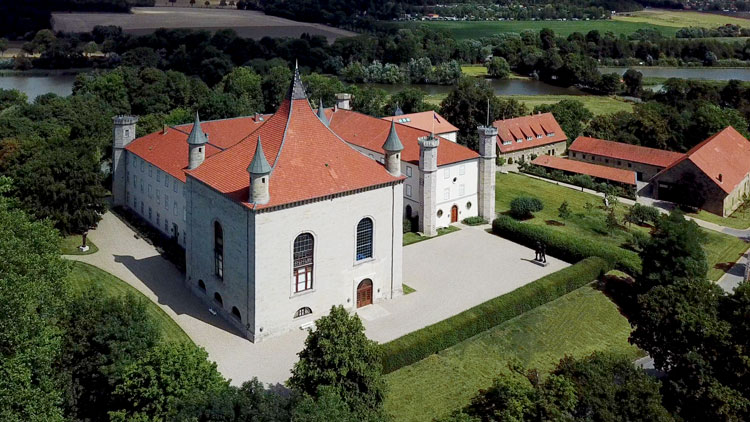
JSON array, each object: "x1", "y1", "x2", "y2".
[
  {"x1": 532, "y1": 155, "x2": 637, "y2": 186},
  {"x1": 569, "y1": 136, "x2": 684, "y2": 168},
  {"x1": 494, "y1": 113, "x2": 567, "y2": 153},
  {"x1": 126, "y1": 115, "x2": 267, "y2": 182},
  {"x1": 327, "y1": 108, "x2": 478, "y2": 166},
  {"x1": 382, "y1": 111, "x2": 458, "y2": 135},
  {"x1": 660, "y1": 126, "x2": 750, "y2": 194}
]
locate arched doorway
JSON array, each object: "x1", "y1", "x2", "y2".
[
  {"x1": 451, "y1": 205, "x2": 458, "y2": 223},
  {"x1": 405, "y1": 205, "x2": 412, "y2": 218},
  {"x1": 356, "y1": 279, "x2": 373, "y2": 308}
]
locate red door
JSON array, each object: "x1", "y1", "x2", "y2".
[
  {"x1": 451, "y1": 205, "x2": 458, "y2": 223},
  {"x1": 357, "y1": 279, "x2": 373, "y2": 308}
]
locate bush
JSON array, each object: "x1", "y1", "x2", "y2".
[
  {"x1": 521, "y1": 164, "x2": 636, "y2": 200},
  {"x1": 623, "y1": 230, "x2": 649, "y2": 252},
  {"x1": 379, "y1": 256, "x2": 611, "y2": 373},
  {"x1": 558, "y1": 201, "x2": 571, "y2": 219},
  {"x1": 509, "y1": 196, "x2": 543, "y2": 219},
  {"x1": 403, "y1": 218, "x2": 412, "y2": 234},
  {"x1": 624, "y1": 203, "x2": 660, "y2": 226},
  {"x1": 491, "y1": 215, "x2": 641, "y2": 275},
  {"x1": 462, "y1": 216, "x2": 487, "y2": 226}
]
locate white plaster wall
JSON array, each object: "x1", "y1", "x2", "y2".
[
  {"x1": 124, "y1": 152, "x2": 187, "y2": 248},
  {"x1": 434, "y1": 160, "x2": 479, "y2": 227},
  {"x1": 252, "y1": 184, "x2": 403, "y2": 341},
  {"x1": 439, "y1": 131, "x2": 458, "y2": 143}
]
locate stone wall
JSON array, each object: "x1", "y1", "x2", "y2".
[
  {"x1": 498, "y1": 141, "x2": 566, "y2": 165},
  {"x1": 569, "y1": 151, "x2": 664, "y2": 181}
]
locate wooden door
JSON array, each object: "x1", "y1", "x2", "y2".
[
  {"x1": 451, "y1": 205, "x2": 458, "y2": 223},
  {"x1": 357, "y1": 279, "x2": 373, "y2": 308}
]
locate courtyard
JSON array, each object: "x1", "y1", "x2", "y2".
[{"x1": 67, "y1": 211, "x2": 566, "y2": 385}]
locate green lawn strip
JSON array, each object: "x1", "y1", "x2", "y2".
[
  {"x1": 403, "y1": 225, "x2": 461, "y2": 246},
  {"x1": 60, "y1": 234, "x2": 99, "y2": 255},
  {"x1": 461, "y1": 65, "x2": 488, "y2": 77},
  {"x1": 402, "y1": 284, "x2": 416, "y2": 294},
  {"x1": 704, "y1": 230, "x2": 749, "y2": 281},
  {"x1": 690, "y1": 205, "x2": 750, "y2": 230},
  {"x1": 380, "y1": 257, "x2": 610, "y2": 373},
  {"x1": 509, "y1": 95, "x2": 634, "y2": 116},
  {"x1": 384, "y1": 284, "x2": 641, "y2": 422},
  {"x1": 67, "y1": 261, "x2": 192, "y2": 344},
  {"x1": 495, "y1": 173, "x2": 742, "y2": 280},
  {"x1": 413, "y1": 20, "x2": 677, "y2": 39},
  {"x1": 612, "y1": 9, "x2": 750, "y2": 28}
]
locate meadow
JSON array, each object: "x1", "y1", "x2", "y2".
[
  {"x1": 612, "y1": 9, "x2": 750, "y2": 28},
  {"x1": 426, "y1": 92, "x2": 633, "y2": 115}
]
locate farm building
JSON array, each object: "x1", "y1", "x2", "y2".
[
  {"x1": 493, "y1": 113, "x2": 567, "y2": 164},
  {"x1": 569, "y1": 136, "x2": 684, "y2": 181},
  {"x1": 531, "y1": 155, "x2": 636, "y2": 188},
  {"x1": 651, "y1": 127, "x2": 750, "y2": 217},
  {"x1": 382, "y1": 110, "x2": 460, "y2": 143}
]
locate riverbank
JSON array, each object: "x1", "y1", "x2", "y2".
[{"x1": 0, "y1": 68, "x2": 90, "y2": 77}]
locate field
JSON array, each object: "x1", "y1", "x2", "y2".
[
  {"x1": 510, "y1": 95, "x2": 634, "y2": 115},
  {"x1": 613, "y1": 9, "x2": 750, "y2": 28},
  {"x1": 67, "y1": 261, "x2": 192, "y2": 344},
  {"x1": 413, "y1": 20, "x2": 678, "y2": 40},
  {"x1": 384, "y1": 284, "x2": 640, "y2": 422},
  {"x1": 496, "y1": 173, "x2": 747, "y2": 281},
  {"x1": 52, "y1": 7, "x2": 354, "y2": 41}
]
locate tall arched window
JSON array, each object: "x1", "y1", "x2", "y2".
[
  {"x1": 231, "y1": 306, "x2": 241, "y2": 321},
  {"x1": 214, "y1": 292, "x2": 223, "y2": 306},
  {"x1": 356, "y1": 218, "x2": 373, "y2": 261},
  {"x1": 214, "y1": 221, "x2": 223, "y2": 279},
  {"x1": 293, "y1": 233, "x2": 314, "y2": 292}
]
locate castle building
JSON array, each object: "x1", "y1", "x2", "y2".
[
  {"x1": 493, "y1": 112, "x2": 567, "y2": 164},
  {"x1": 111, "y1": 66, "x2": 497, "y2": 340},
  {"x1": 382, "y1": 110, "x2": 460, "y2": 143}
]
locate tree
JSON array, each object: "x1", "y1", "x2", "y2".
[
  {"x1": 558, "y1": 200, "x2": 571, "y2": 219},
  {"x1": 220, "y1": 66, "x2": 264, "y2": 113},
  {"x1": 624, "y1": 203, "x2": 660, "y2": 226},
  {"x1": 623, "y1": 68, "x2": 643, "y2": 97},
  {"x1": 303, "y1": 73, "x2": 345, "y2": 107},
  {"x1": 384, "y1": 87, "x2": 432, "y2": 115},
  {"x1": 262, "y1": 65, "x2": 292, "y2": 112},
  {"x1": 110, "y1": 343, "x2": 228, "y2": 421},
  {"x1": 597, "y1": 72, "x2": 622, "y2": 94},
  {"x1": 638, "y1": 210, "x2": 708, "y2": 292},
  {"x1": 533, "y1": 100, "x2": 593, "y2": 142},
  {"x1": 486, "y1": 56, "x2": 511, "y2": 79},
  {"x1": 0, "y1": 177, "x2": 70, "y2": 422},
  {"x1": 292, "y1": 386, "x2": 358, "y2": 422},
  {"x1": 509, "y1": 196, "x2": 543, "y2": 219},
  {"x1": 288, "y1": 305, "x2": 386, "y2": 421},
  {"x1": 0, "y1": 38, "x2": 8, "y2": 55}
]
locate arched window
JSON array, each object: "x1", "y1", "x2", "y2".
[
  {"x1": 214, "y1": 221, "x2": 223, "y2": 279},
  {"x1": 293, "y1": 233, "x2": 314, "y2": 293},
  {"x1": 198, "y1": 279, "x2": 206, "y2": 291},
  {"x1": 356, "y1": 218, "x2": 373, "y2": 261},
  {"x1": 214, "y1": 292, "x2": 223, "y2": 306},
  {"x1": 405, "y1": 205, "x2": 412, "y2": 218},
  {"x1": 294, "y1": 307, "x2": 312, "y2": 318},
  {"x1": 231, "y1": 306, "x2": 241, "y2": 321}
]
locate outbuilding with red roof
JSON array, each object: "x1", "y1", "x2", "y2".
[
  {"x1": 493, "y1": 112, "x2": 568, "y2": 164},
  {"x1": 569, "y1": 136, "x2": 684, "y2": 181}
]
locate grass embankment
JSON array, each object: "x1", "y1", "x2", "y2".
[
  {"x1": 403, "y1": 225, "x2": 460, "y2": 246},
  {"x1": 60, "y1": 235, "x2": 99, "y2": 255},
  {"x1": 425, "y1": 93, "x2": 632, "y2": 116},
  {"x1": 67, "y1": 261, "x2": 192, "y2": 344},
  {"x1": 690, "y1": 202, "x2": 750, "y2": 229},
  {"x1": 414, "y1": 20, "x2": 678, "y2": 40},
  {"x1": 613, "y1": 9, "x2": 750, "y2": 28},
  {"x1": 496, "y1": 173, "x2": 747, "y2": 281},
  {"x1": 385, "y1": 284, "x2": 640, "y2": 422}
]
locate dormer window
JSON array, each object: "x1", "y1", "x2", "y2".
[
  {"x1": 526, "y1": 136, "x2": 532, "y2": 141},
  {"x1": 547, "y1": 132, "x2": 555, "y2": 137},
  {"x1": 516, "y1": 138, "x2": 522, "y2": 143},
  {"x1": 537, "y1": 134, "x2": 542, "y2": 138}
]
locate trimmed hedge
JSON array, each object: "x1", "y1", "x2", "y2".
[
  {"x1": 491, "y1": 215, "x2": 641, "y2": 275},
  {"x1": 379, "y1": 256, "x2": 611, "y2": 373}
]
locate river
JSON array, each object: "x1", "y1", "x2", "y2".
[{"x1": 0, "y1": 74, "x2": 77, "y2": 100}]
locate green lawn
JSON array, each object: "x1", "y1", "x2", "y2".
[
  {"x1": 496, "y1": 173, "x2": 745, "y2": 281},
  {"x1": 613, "y1": 9, "x2": 750, "y2": 28},
  {"x1": 403, "y1": 225, "x2": 461, "y2": 246},
  {"x1": 385, "y1": 285, "x2": 641, "y2": 422},
  {"x1": 690, "y1": 202, "x2": 750, "y2": 229},
  {"x1": 461, "y1": 64, "x2": 488, "y2": 77},
  {"x1": 67, "y1": 261, "x2": 192, "y2": 344},
  {"x1": 411, "y1": 20, "x2": 677, "y2": 40},
  {"x1": 509, "y1": 95, "x2": 634, "y2": 115},
  {"x1": 60, "y1": 234, "x2": 99, "y2": 255}
]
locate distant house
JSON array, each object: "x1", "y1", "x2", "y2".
[
  {"x1": 382, "y1": 111, "x2": 459, "y2": 143},
  {"x1": 651, "y1": 127, "x2": 750, "y2": 217},
  {"x1": 569, "y1": 136, "x2": 684, "y2": 182},
  {"x1": 493, "y1": 113, "x2": 567, "y2": 164}
]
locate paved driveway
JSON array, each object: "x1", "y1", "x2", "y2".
[{"x1": 68, "y1": 213, "x2": 567, "y2": 385}]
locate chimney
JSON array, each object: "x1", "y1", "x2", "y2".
[
  {"x1": 162, "y1": 124, "x2": 168, "y2": 134},
  {"x1": 335, "y1": 93, "x2": 352, "y2": 111}
]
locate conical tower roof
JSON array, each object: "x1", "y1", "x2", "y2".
[
  {"x1": 247, "y1": 136, "x2": 271, "y2": 175},
  {"x1": 317, "y1": 99, "x2": 329, "y2": 126},
  {"x1": 289, "y1": 61, "x2": 307, "y2": 100},
  {"x1": 382, "y1": 120, "x2": 404, "y2": 152},
  {"x1": 186, "y1": 111, "x2": 208, "y2": 145},
  {"x1": 394, "y1": 104, "x2": 404, "y2": 116}
]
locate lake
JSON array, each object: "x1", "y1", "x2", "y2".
[
  {"x1": 600, "y1": 66, "x2": 750, "y2": 82},
  {"x1": 0, "y1": 74, "x2": 77, "y2": 100}
]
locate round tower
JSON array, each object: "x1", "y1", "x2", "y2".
[
  {"x1": 248, "y1": 136, "x2": 271, "y2": 205},
  {"x1": 477, "y1": 125, "x2": 498, "y2": 221},
  {"x1": 187, "y1": 112, "x2": 208, "y2": 170},
  {"x1": 382, "y1": 120, "x2": 404, "y2": 177},
  {"x1": 418, "y1": 133, "x2": 440, "y2": 237},
  {"x1": 112, "y1": 115, "x2": 138, "y2": 207}
]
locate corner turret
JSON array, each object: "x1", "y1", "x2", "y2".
[
  {"x1": 112, "y1": 115, "x2": 138, "y2": 207},
  {"x1": 382, "y1": 120, "x2": 403, "y2": 177},
  {"x1": 477, "y1": 125, "x2": 498, "y2": 221},
  {"x1": 418, "y1": 133, "x2": 440, "y2": 236},
  {"x1": 187, "y1": 112, "x2": 208, "y2": 170},
  {"x1": 248, "y1": 136, "x2": 271, "y2": 204}
]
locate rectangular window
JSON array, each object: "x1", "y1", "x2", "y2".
[
  {"x1": 133, "y1": 174, "x2": 137, "y2": 187},
  {"x1": 156, "y1": 171, "x2": 161, "y2": 182},
  {"x1": 140, "y1": 181, "x2": 143, "y2": 194},
  {"x1": 526, "y1": 136, "x2": 532, "y2": 141},
  {"x1": 164, "y1": 176, "x2": 169, "y2": 188},
  {"x1": 572, "y1": 152, "x2": 577, "y2": 158},
  {"x1": 141, "y1": 160, "x2": 144, "y2": 172},
  {"x1": 459, "y1": 184, "x2": 465, "y2": 196},
  {"x1": 537, "y1": 134, "x2": 542, "y2": 139},
  {"x1": 459, "y1": 164, "x2": 465, "y2": 175},
  {"x1": 183, "y1": 206, "x2": 186, "y2": 221},
  {"x1": 156, "y1": 189, "x2": 161, "y2": 204},
  {"x1": 148, "y1": 207, "x2": 152, "y2": 220},
  {"x1": 406, "y1": 184, "x2": 412, "y2": 197},
  {"x1": 444, "y1": 168, "x2": 450, "y2": 179},
  {"x1": 173, "y1": 201, "x2": 178, "y2": 216},
  {"x1": 443, "y1": 188, "x2": 450, "y2": 200},
  {"x1": 149, "y1": 164, "x2": 152, "y2": 177},
  {"x1": 156, "y1": 213, "x2": 160, "y2": 226},
  {"x1": 140, "y1": 201, "x2": 144, "y2": 214},
  {"x1": 548, "y1": 132, "x2": 555, "y2": 137},
  {"x1": 165, "y1": 195, "x2": 169, "y2": 210},
  {"x1": 406, "y1": 166, "x2": 412, "y2": 177},
  {"x1": 165, "y1": 218, "x2": 169, "y2": 232},
  {"x1": 173, "y1": 179, "x2": 178, "y2": 193},
  {"x1": 148, "y1": 184, "x2": 152, "y2": 198}
]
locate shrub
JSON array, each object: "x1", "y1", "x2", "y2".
[
  {"x1": 379, "y1": 256, "x2": 611, "y2": 373},
  {"x1": 558, "y1": 201, "x2": 571, "y2": 219},
  {"x1": 509, "y1": 196, "x2": 543, "y2": 219},
  {"x1": 462, "y1": 216, "x2": 487, "y2": 226},
  {"x1": 491, "y1": 215, "x2": 641, "y2": 275},
  {"x1": 403, "y1": 218, "x2": 412, "y2": 234},
  {"x1": 623, "y1": 230, "x2": 649, "y2": 252},
  {"x1": 625, "y1": 203, "x2": 660, "y2": 226}
]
